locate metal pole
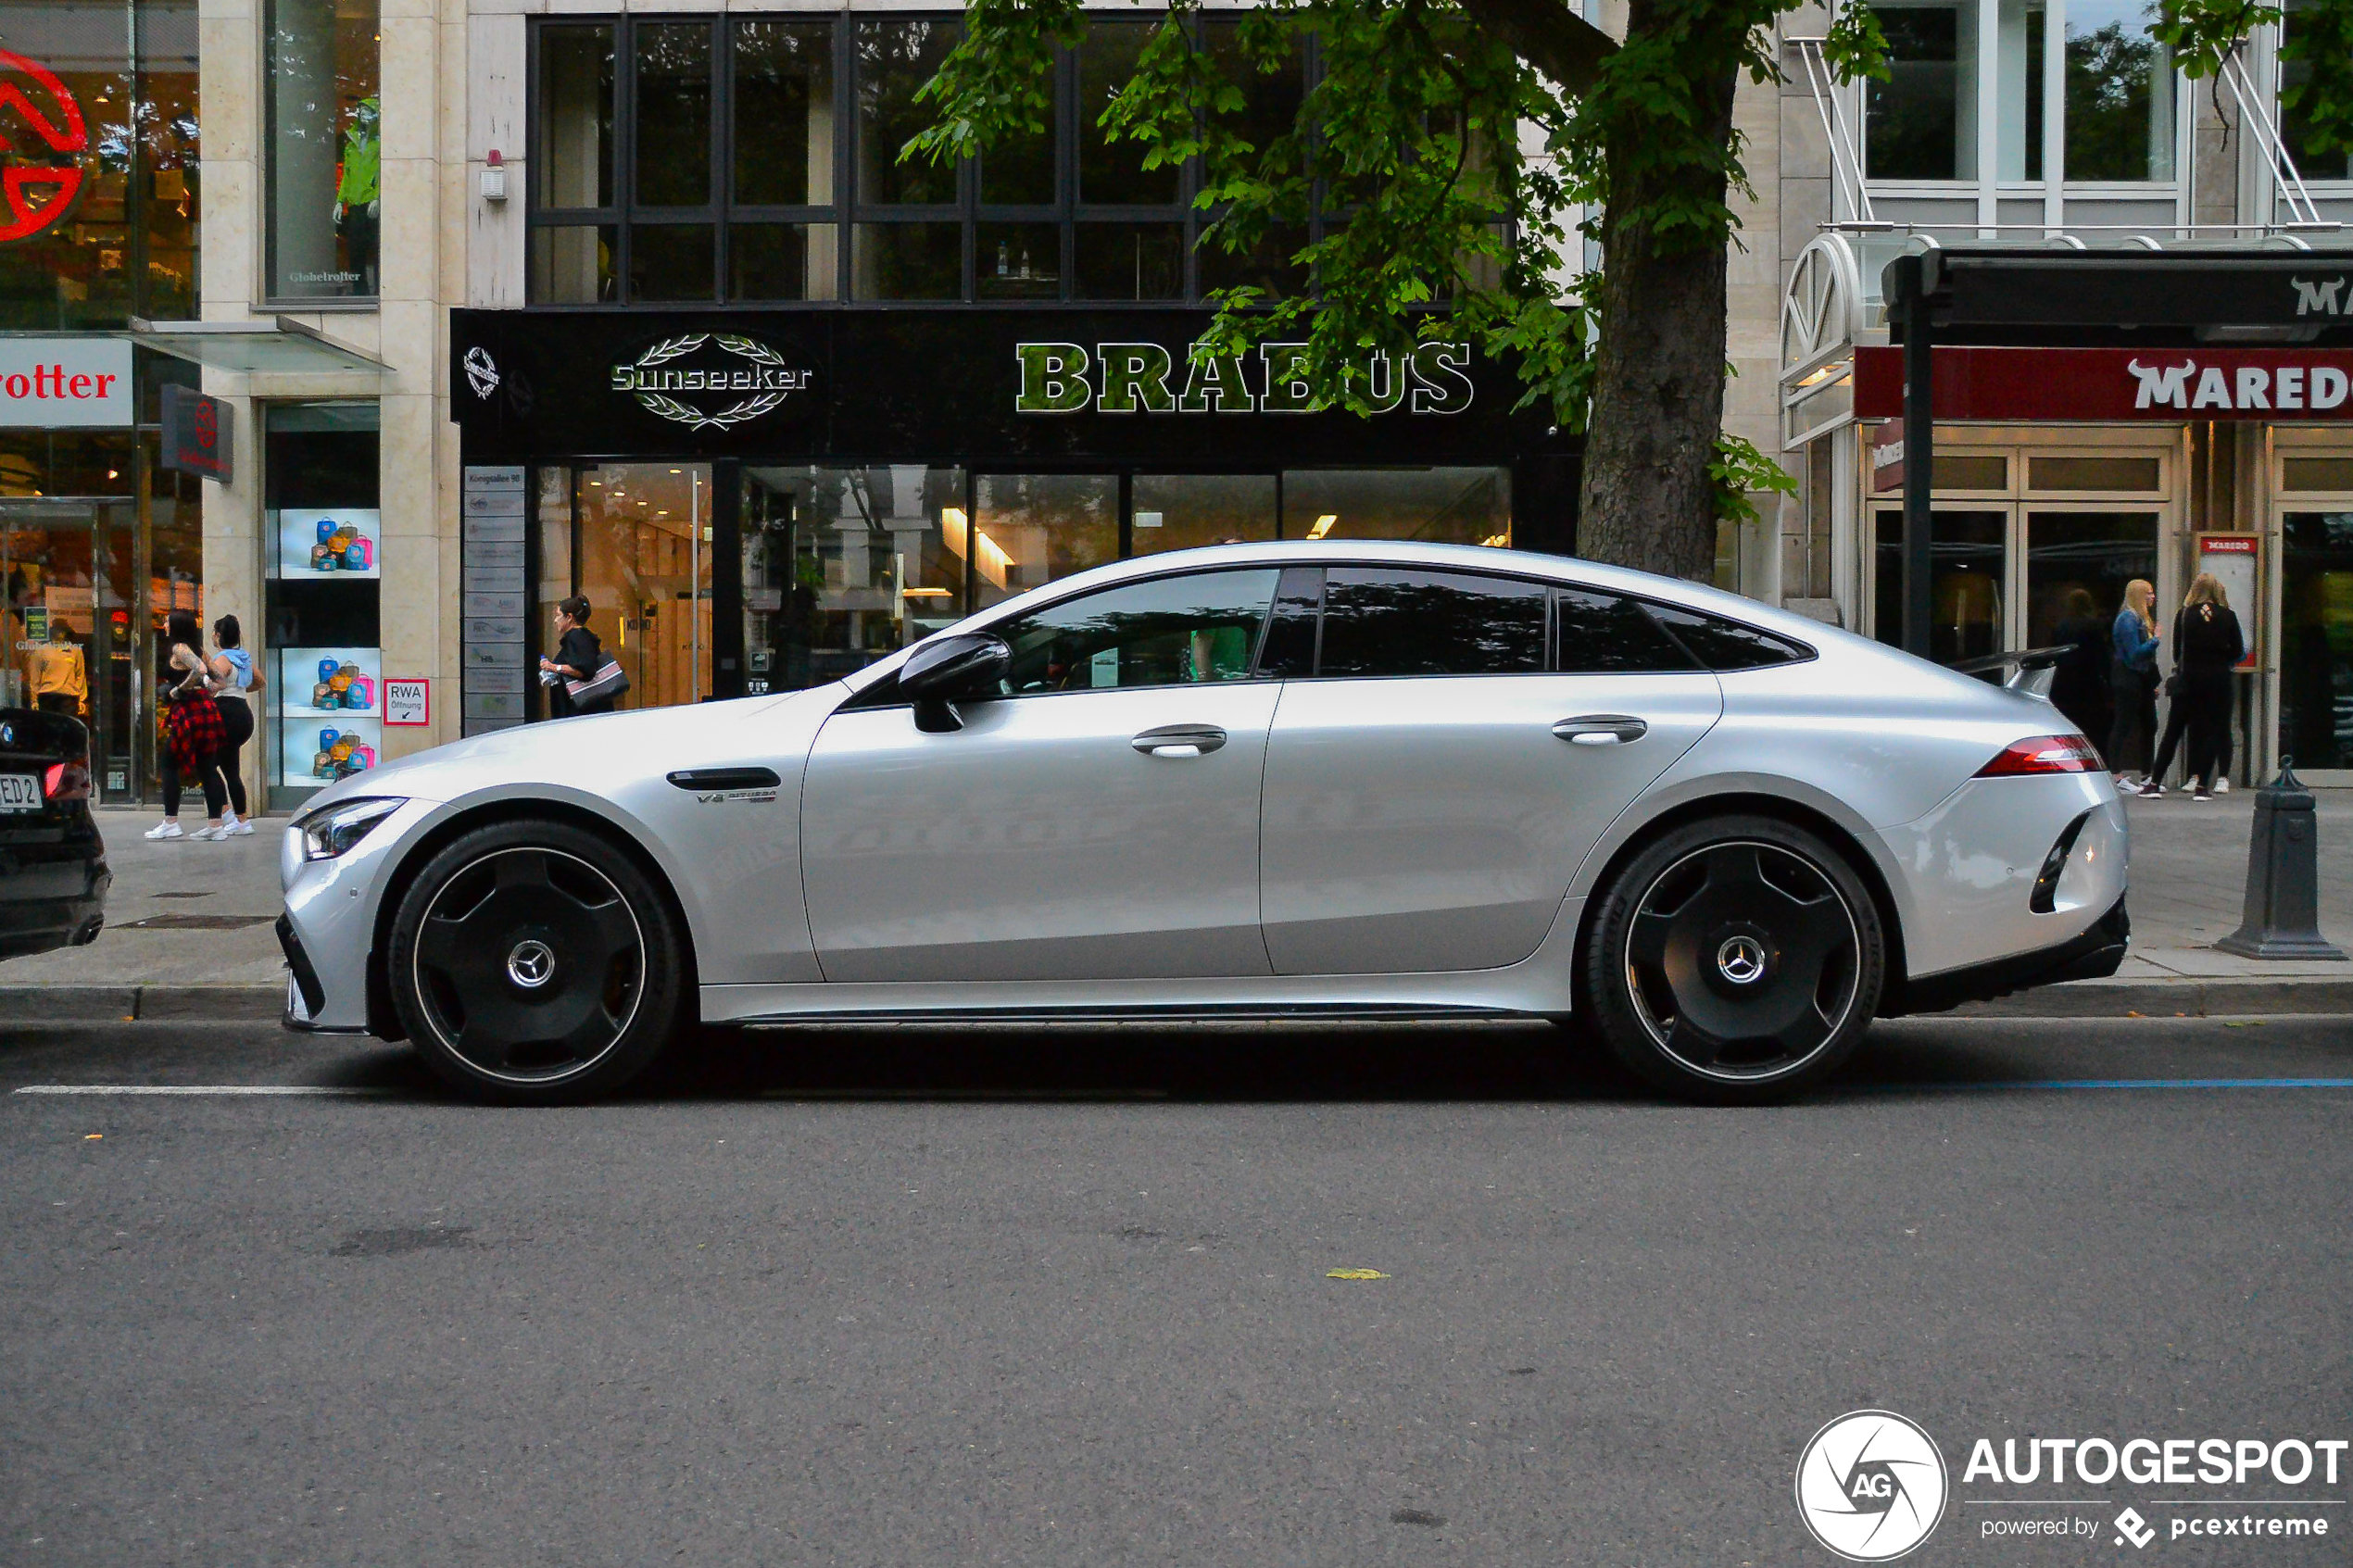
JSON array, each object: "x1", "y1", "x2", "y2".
[{"x1": 1897, "y1": 253, "x2": 1935, "y2": 659}]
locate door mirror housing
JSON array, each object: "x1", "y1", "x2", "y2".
[{"x1": 899, "y1": 632, "x2": 1011, "y2": 733}]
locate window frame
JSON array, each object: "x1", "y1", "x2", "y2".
[{"x1": 525, "y1": 10, "x2": 1357, "y2": 307}]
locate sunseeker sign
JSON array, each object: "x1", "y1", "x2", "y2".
[
  {"x1": 1855, "y1": 345, "x2": 2353, "y2": 421},
  {"x1": 1013, "y1": 340, "x2": 1476, "y2": 416}
]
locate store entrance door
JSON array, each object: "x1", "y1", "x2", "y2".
[
  {"x1": 0, "y1": 498, "x2": 137, "y2": 799},
  {"x1": 1871, "y1": 508, "x2": 2008, "y2": 663},
  {"x1": 573, "y1": 463, "x2": 716, "y2": 710}
]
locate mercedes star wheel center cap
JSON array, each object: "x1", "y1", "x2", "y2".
[
  {"x1": 507, "y1": 939, "x2": 557, "y2": 990},
  {"x1": 1717, "y1": 935, "x2": 1768, "y2": 985}
]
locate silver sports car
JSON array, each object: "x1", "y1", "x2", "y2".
[{"x1": 278, "y1": 541, "x2": 2127, "y2": 1104}]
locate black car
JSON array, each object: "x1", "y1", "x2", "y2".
[{"x1": 0, "y1": 709, "x2": 107, "y2": 960}]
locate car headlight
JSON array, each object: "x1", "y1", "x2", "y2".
[{"x1": 300, "y1": 797, "x2": 405, "y2": 861}]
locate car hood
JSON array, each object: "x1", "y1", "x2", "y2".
[{"x1": 298, "y1": 684, "x2": 847, "y2": 814}]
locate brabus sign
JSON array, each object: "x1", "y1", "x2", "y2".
[
  {"x1": 1013, "y1": 340, "x2": 1476, "y2": 416},
  {"x1": 1856, "y1": 345, "x2": 2353, "y2": 421},
  {"x1": 610, "y1": 333, "x2": 814, "y2": 431}
]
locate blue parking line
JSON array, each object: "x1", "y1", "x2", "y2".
[{"x1": 1886, "y1": 1077, "x2": 2353, "y2": 1091}]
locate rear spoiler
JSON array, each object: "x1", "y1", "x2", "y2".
[{"x1": 1946, "y1": 646, "x2": 2070, "y2": 698}]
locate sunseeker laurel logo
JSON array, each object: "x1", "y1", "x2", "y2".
[
  {"x1": 1796, "y1": 1410, "x2": 1950, "y2": 1562},
  {"x1": 610, "y1": 333, "x2": 812, "y2": 431}
]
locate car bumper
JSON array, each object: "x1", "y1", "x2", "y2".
[
  {"x1": 1894, "y1": 892, "x2": 2130, "y2": 1013},
  {"x1": 278, "y1": 800, "x2": 436, "y2": 1035}
]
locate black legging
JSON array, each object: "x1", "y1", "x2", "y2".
[
  {"x1": 2150, "y1": 673, "x2": 2233, "y2": 789},
  {"x1": 2108, "y1": 671, "x2": 2156, "y2": 775},
  {"x1": 159, "y1": 743, "x2": 225, "y2": 820},
  {"x1": 213, "y1": 696, "x2": 254, "y2": 817}
]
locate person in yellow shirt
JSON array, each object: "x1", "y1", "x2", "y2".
[{"x1": 27, "y1": 620, "x2": 87, "y2": 717}]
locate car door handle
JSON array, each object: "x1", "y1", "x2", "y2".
[
  {"x1": 1132, "y1": 723, "x2": 1227, "y2": 758},
  {"x1": 1553, "y1": 715, "x2": 1648, "y2": 746}
]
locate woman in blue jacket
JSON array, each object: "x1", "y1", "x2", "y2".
[{"x1": 2108, "y1": 578, "x2": 2161, "y2": 787}]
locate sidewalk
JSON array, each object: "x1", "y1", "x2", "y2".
[{"x1": 0, "y1": 795, "x2": 2347, "y2": 1022}]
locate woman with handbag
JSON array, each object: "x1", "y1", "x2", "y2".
[
  {"x1": 2139, "y1": 573, "x2": 2244, "y2": 801},
  {"x1": 2106, "y1": 578, "x2": 2160, "y2": 791},
  {"x1": 145, "y1": 609, "x2": 232, "y2": 841},
  {"x1": 540, "y1": 596, "x2": 627, "y2": 716}
]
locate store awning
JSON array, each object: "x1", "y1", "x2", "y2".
[{"x1": 123, "y1": 317, "x2": 388, "y2": 374}]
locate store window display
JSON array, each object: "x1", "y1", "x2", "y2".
[{"x1": 265, "y1": 0, "x2": 380, "y2": 299}]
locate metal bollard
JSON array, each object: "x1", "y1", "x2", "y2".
[{"x1": 2215, "y1": 759, "x2": 2347, "y2": 960}]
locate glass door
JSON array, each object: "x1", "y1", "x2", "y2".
[
  {"x1": 1871, "y1": 507, "x2": 2008, "y2": 662},
  {"x1": 0, "y1": 497, "x2": 135, "y2": 798},
  {"x1": 574, "y1": 462, "x2": 714, "y2": 709},
  {"x1": 2281, "y1": 508, "x2": 2353, "y2": 772}
]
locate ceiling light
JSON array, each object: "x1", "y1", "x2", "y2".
[
  {"x1": 901, "y1": 587, "x2": 952, "y2": 598},
  {"x1": 1305, "y1": 514, "x2": 1337, "y2": 540}
]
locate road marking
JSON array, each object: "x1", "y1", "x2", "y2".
[
  {"x1": 1873, "y1": 1077, "x2": 2353, "y2": 1092},
  {"x1": 11, "y1": 1085, "x2": 397, "y2": 1098}
]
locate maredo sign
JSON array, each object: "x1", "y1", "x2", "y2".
[{"x1": 1855, "y1": 345, "x2": 2353, "y2": 421}]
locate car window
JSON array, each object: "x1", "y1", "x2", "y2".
[
  {"x1": 1644, "y1": 602, "x2": 1813, "y2": 670},
  {"x1": 1317, "y1": 566, "x2": 1547, "y2": 677},
  {"x1": 995, "y1": 569, "x2": 1282, "y2": 695},
  {"x1": 1556, "y1": 587, "x2": 1700, "y2": 673}
]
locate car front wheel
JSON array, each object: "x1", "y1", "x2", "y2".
[
  {"x1": 1581, "y1": 815, "x2": 1885, "y2": 1103},
  {"x1": 386, "y1": 819, "x2": 686, "y2": 1104}
]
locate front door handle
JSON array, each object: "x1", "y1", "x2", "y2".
[
  {"x1": 1132, "y1": 723, "x2": 1227, "y2": 759},
  {"x1": 1553, "y1": 714, "x2": 1648, "y2": 746}
]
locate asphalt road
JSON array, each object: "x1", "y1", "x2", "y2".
[{"x1": 3, "y1": 1014, "x2": 2349, "y2": 1568}]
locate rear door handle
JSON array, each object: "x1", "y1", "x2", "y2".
[
  {"x1": 1553, "y1": 714, "x2": 1648, "y2": 746},
  {"x1": 1132, "y1": 723, "x2": 1227, "y2": 759}
]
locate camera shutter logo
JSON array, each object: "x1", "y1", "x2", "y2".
[{"x1": 1794, "y1": 1410, "x2": 1948, "y2": 1562}]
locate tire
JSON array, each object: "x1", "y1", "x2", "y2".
[
  {"x1": 386, "y1": 819, "x2": 686, "y2": 1104},
  {"x1": 1580, "y1": 814, "x2": 1885, "y2": 1104}
]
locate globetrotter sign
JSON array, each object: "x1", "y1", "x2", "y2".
[
  {"x1": 1856, "y1": 345, "x2": 2353, "y2": 421},
  {"x1": 1013, "y1": 340, "x2": 1476, "y2": 416}
]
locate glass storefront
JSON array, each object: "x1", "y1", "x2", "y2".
[
  {"x1": 1873, "y1": 508, "x2": 2007, "y2": 664},
  {"x1": 2282, "y1": 510, "x2": 2353, "y2": 772},
  {"x1": 263, "y1": 403, "x2": 381, "y2": 806}
]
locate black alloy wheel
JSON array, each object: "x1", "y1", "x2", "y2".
[
  {"x1": 387, "y1": 819, "x2": 686, "y2": 1103},
  {"x1": 1581, "y1": 815, "x2": 1884, "y2": 1102}
]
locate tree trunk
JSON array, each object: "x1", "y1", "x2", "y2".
[{"x1": 1575, "y1": 13, "x2": 1739, "y2": 581}]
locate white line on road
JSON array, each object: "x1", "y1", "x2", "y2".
[{"x1": 11, "y1": 1085, "x2": 397, "y2": 1098}]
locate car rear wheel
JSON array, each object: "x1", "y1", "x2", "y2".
[
  {"x1": 1581, "y1": 815, "x2": 1884, "y2": 1103},
  {"x1": 386, "y1": 819, "x2": 686, "y2": 1104}
]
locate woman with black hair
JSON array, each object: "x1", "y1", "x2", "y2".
[
  {"x1": 539, "y1": 595, "x2": 617, "y2": 716},
  {"x1": 145, "y1": 608, "x2": 229, "y2": 841},
  {"x1": 205, "y1": 614, "x2": 259, "y2": 834}
]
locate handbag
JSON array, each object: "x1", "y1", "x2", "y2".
[
  {"x1": 564, "y1": 658, "x2": 629, "y2": 707},
  {"x1": 2162, "y1": 669, "x2": 2183, "y2": 698}
]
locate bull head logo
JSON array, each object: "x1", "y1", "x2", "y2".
[{"x1": 0, "y1": 48, "x2": 87, "y2": 244}]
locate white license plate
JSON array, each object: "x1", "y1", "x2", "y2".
[{"x1": 0, "y1": 773, "x2": 40, "y2": 812}]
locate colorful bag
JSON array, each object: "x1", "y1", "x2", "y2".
[{"x1": 564, "y1": 659, "x2": 629, "y2": 708}]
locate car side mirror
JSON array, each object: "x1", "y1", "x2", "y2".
[{"x1": 900, "y1": 632, "x2": 1011, "y2": 734}]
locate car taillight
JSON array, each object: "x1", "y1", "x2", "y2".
[
  {"x1": 43, "y1": 757, "x2": 90, "y2": 802},
  {"x1": 1976, "y1": 734, "x2": 2101, "y2": 777}
]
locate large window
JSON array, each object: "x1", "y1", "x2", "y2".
[
  {"x1": 527, "y1": 13, "x2": 1331, "y2": 305},
  {"x1": 266, "y1": 0, "x2": 378, "y2": 300},
  {"x1": 1863, "y1": 0, "x2": 2177, "y2": 185},
  {"x1": 0, "y1": 0, "x2": 200, "y2": 329},
  {"x1": 2280, "y1": 0, "x2": 2352, "y2": 182}
]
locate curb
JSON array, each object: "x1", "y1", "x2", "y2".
[
  {"x1": 0, "y1": 978, "x2": 2345, "y2": 1026},
  {"x1": 0, "y1": 985, "x2": 283, "y2": 1022}
]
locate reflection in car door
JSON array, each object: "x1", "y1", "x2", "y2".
[
  {"x1": 1258, "y1": 569, "x2": 1724, "y2": 975},
  {"x1": 799, "y1": 569, "x2": 1284, "y2": 985}
]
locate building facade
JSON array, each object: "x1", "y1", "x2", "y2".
[{"x1": 3, "y1": 0, "x2": 2345, "y2": 800}]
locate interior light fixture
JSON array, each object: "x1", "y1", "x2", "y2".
[
  {"x1": 939, "y1": 507, "x2": 970, "y2": 559},
  {"x1": 1478, "y1": 532, "x2": 1509, "y2": 548},
  {"x1": 1305, "y1": 514, "x2": 1337, "y2": 540},
  {"x1": 901, "y1": 586, "x2": 952, "y2": 598}
]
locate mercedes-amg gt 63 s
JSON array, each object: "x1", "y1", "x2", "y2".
[{"x1": 278, "y1": 542, "x2": 2126, "y2": 1104}]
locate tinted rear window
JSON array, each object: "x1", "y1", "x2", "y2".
[
  {"x1": 1318, "y1": 567, "x2": 1548, "y2": 677},
  {"x1": 1645, "y1": 603, "x2": 1812, "y2": 670},
  {"x1": 1556, "y1": 588, "x2": 1699, "y2": 673}
]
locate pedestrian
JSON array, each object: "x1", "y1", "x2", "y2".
[
  {"x1": 204, "y1": 614, "x2": 259, "y2": 835},
  {"x1": 26, "y1": 617, "x2": 87, "y2": 718},
  {"x1": 2047, "y1": 587, "x2": 2112, "y2": 756},
  {"x1": 2140, "y1": 573, "x2": 2244, "y2": 802},
  {"x1": 539, "y1": 595, "x2": 619, "y2": 716},
  {"x1": 146, "y1": 609, "x2": 230, "y2": 841},
  {"x1": 2106, "y1": 578, "x2": 2160, "y2": 791}
]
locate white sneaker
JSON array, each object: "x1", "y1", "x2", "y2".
[
  {"x1": 226, "y1": 819, "x2": 256, "y2": 835},
  {"x1": 144, "y1": 821, "x2": 182, "y2": 839},
  {"x1": 188, "y1": 824, "x2": 228, "y2": 842},
  {"x1": 2214, "y1": 777, "x2": 2232, "y2": 795}
]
